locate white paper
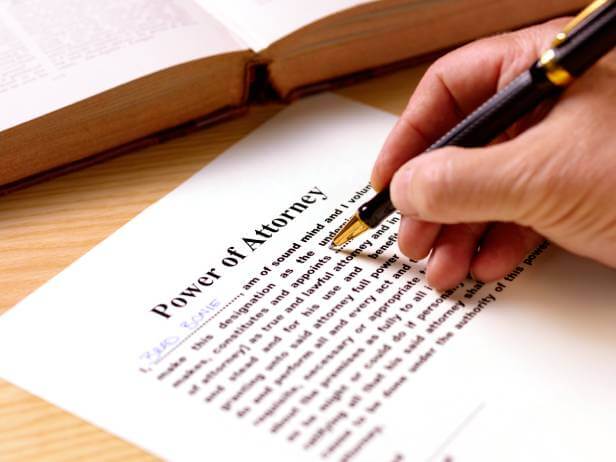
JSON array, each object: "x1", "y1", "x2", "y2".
[
  {"x1": 0, "y1": 94, "x2": 615, "y2": 462},
  {"x1": 198, "y1": 0, "x2": 373, "y2": 51},
  {"x1": 0, "y1": 0, "x2": 246, "y2": 131}
]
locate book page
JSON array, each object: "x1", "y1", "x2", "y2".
[
  {"x1": 1, "y1": 94, "x2": 615, "y2": 461},
  {"x1": 198, "y1": 0, "x2": 372, "y2": 51},
  {"x1": 0, "y1": 0, "x2": 246, "y2": 131}
]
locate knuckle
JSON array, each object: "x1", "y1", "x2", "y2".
[
  {"x1": 427, "y1": 56, "x2": 448, "y2": 77},
  {"x1": 422, "y1": 55, "x2": 456, "y2": 87}
]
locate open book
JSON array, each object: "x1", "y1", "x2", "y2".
[{"x1": 0, "y1": 0, "x2": 583, "y2": 192}]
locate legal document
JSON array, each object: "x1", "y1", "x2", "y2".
[{"x1": 0, "y1": 94, "x2": 615, "y2": 461}]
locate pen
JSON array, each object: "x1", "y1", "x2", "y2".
[{"x1": 332, "y1": 0, "x2": 616, "y2": 248}]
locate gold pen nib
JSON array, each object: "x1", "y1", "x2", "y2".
[{"x1": 331, "y1": 213, "x2": 370, "y2": 248}]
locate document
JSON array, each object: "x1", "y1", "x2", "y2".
[{"x1": 1, "y1": 94, "x2": 615, "y2": 461}]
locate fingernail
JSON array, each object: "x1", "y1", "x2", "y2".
[{"x1": 391, "y1": 167, "x2": 419, "y2": 218}]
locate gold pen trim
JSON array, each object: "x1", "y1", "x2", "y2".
[
  {"x1": 332, "y1": 213, "x2": 370, "y2": 247},
  {"x1": 540, "y1": 0, "x2": 611, "y2": 86},
  {"x1": 552, "y1": 0, "x2": 609, "y2": 46},
  {"x1": 539, "y1": 49, "x2": 574, "y2": 86}
]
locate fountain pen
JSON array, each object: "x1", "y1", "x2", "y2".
[{"x1": 332, "y1": 0, "x2": 616, "y2": 248}]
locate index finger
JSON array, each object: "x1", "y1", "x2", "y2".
[{"x1": 370, "y1": 19, "x2": 565, "y2": 191}]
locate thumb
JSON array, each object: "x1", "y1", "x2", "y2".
[{"x1": 389, "y1": 138, "x2": 543, "y2": 224}]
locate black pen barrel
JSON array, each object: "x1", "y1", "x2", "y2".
[
  {"x1": 359, "y1": 187, "x2": 395, "y2": 227},
  {"x1": 556, "y1": 2, "x2": 616, "y2": 76},
  {"x1": 427, "y1": 68, "x2": 559, "y2": 152}
]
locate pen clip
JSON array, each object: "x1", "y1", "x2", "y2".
[
  {"x1": 551, "y1": 0, "x2": 611, "y2": 47},
  {"x1": 539, "y1": 0, "x2": 613, "y2": 86}
]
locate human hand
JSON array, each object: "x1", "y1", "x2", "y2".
[{"x1": 371, "y1": 18, "x2": 616, "y2": 290}]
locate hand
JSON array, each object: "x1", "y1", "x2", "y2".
[{"x1": 371, "y1": 18, "x2": 616, "y2": 290}]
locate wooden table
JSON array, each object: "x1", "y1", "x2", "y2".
[{"x1": 0, "y1": 62, "x2": 430, "y2": 461}]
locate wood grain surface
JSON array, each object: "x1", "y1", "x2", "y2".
[{"x1": 0, "y1": 63, "x2": 428, "y2": 462}]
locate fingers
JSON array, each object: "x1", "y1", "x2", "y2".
[
  {"x1": 471, "y1": 223, "x2": 544, "y2": 282},
  {"x1": 406, "y1": 222, "x2": 543, "y2": 290},
  {"x1": 398, "y1": 216, "x2": 441, "y2": 260},
  {"x1": 391, "y1": 132, "x2": 549, "y2": 289},
  {"x1": 379, "y1": 18, "x2": 575, "y2": 289},
  {"x1": 425, "y1": 223, "x2": 487, "y2": 290},
  {"x1": 371, "y1": 18, "x2": 566, "y2": 191}
]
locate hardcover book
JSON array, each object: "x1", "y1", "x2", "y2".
[{"x1": 0, "y1": 0, "x2": 584, "y2": 192}]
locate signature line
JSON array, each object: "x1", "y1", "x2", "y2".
[{"x1": 153, "y1": 293, "x2": 244, "y2": 365}]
